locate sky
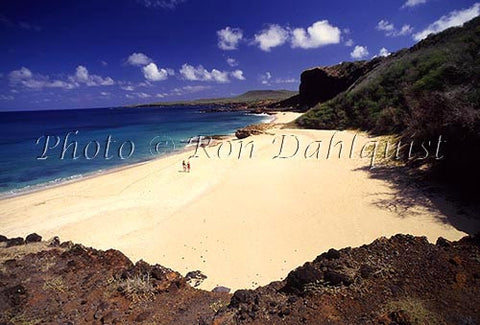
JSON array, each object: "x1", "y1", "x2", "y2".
[{"x1": 0, "y1": 0, "x2": 479, "y2": 111}]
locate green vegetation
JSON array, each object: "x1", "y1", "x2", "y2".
[
  {"x1": 133, "y1": 90, "x2": 297, "y2": 107},
  {"x1": 297, "y1": 17, "x2": 480, "y2": 193}
]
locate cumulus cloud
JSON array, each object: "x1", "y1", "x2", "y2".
[
  {"x1": 127, "y1": 52, "x2": 152, "y2": 66},
  {"x1": 231, "y1": 70, "x2": 245, "y2": 81},
  {"x1": 179, "y1": 64, "x2": 231, "y2": 83},
  {"x1": 291, "y1": 20, "x2": 341, "y2": 49},
  {"x1": 8, "y1": 66, "x2": 114, "y2": 90},
  {"x1": 259, "y1": 72, "x2": 296, "y2": 85},
  {"x1": 350, "y1": 46, "x2": 369, "y2": 60},
  {"x1": 73, "y1": 66, "x2": 115, "y2": 86},
  {"x1": 378, "y1": 47, "x2": 391, "y2": 57},
  {"x1": 413, "y1": 3, "x2": 480, "y2": 41},
  {"x1": 136, "y1": 92, "x2": 151, "y2": 98},
  {"x1": 9, "y1": 65, "x2": 115, "y2": 89},
  {"x1": 376, "y1": 20, "x2": 413, "y2": 37},
  {"x1": 226, "y1": 57, "x2": 239, "y2": 67},
  {"x1": 403, "y1": 0, "x2": 427, "y2": 8},
  {"x1": 217, "y1": 27, "x2": 243, "y2": 50},
  {"x1": 142, "y1": 63, "x2": 169, "y2": 81},
  {"x1": 254, "y1": 24, "x2": 289, "y2": 52},
  {"x1": 344, "y1": 39, "x2": 354, "y2": 47},
  {"x1": 137, "y1": 0, "x2": 186, "y2": 9},
  {"x1": 260, "y1": 72, "x2": 272, "y2": 85},
  {"x1": 121, "y1": 85, "x2": 135, "y2": 91}
]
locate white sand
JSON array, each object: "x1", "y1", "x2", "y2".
[{"x1": 0, "y1": 112, "x2": 477, "y2": 290}]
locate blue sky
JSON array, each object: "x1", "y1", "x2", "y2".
[{"x1": 0, "y1": 0, "x2": 479, "y2": 111}]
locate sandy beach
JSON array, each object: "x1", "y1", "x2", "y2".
[{"x1": 1, "y1": 112, "x2": 478, "y2": 291}]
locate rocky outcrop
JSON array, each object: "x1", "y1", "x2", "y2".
[
  {"x1": 272, "y1": 59, "x2": 384, "y2": 111},
  {"x1": 1, "y1": 233, "x2": 480, "y2": 324},
  {"x1": 235, "y1": 123, "x2": 271, "y2": 139}
]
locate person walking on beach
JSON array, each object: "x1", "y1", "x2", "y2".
[
  {"x1": 187, "y1": 161, "x2": 191, "y2": 173},
  {"x1": 182, "y1": 160, "x2": 186, "y2": 172}
]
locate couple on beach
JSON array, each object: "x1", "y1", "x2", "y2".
[{"x1": 182, "y1": 160, "x2": 191, "y2": 173}]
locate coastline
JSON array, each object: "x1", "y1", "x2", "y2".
[
  {"x1": 1, "y1": 111, "x2": 478, "y2": 291},
  {"x1": 0, "y1": 112, "x2": 275, "y2": 200}
]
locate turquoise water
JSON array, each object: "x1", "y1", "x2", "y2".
[{"x1": 0, "y1": 106, "x2": 271, "y2": 196}]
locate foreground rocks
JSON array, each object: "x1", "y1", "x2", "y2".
[{"x1": 1, "y1": 234, "x2": 479, "y2": 324}]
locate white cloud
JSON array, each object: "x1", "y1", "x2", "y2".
[
  {"x1": 9, "y1": 66, "x2": 114, "y2": 90},
  {"x1": 0, "y1": 94, "x2": 14, "y2": 101},
  {"x1": 137, "y1": 0, "x2": 186, "y2": 9},
  {"x1": 142, "y1": 63, "x2": 169, "y2": 81},
  {"x1": 136, "y1": 92, "x2": 151, "y2": 98},
  {"x1": 181, "y1": 85, "x2": 211, "y2": 93},
  {"x1": 217, "y1": 27, "x2": 243, "y2": 50},
  {"x1": 226, "y1": 57, "x2": 238, "y2": 67},
  {"x1": 211, "y1": 69, "x2": 229, "y2": 83},
  {"x1": 9, "y1": 67, "x2": 75, "y2": 90},
  {"x1": 231, "y1": 70, "x2": 246, "y2": 81},
  {"x1": 254, "y1": 24, "x2": 289, "y2": 52},
  {"x1": 260, "y1": 72, "x2": 272, "y2": 85},
  {"x1": 413, "y1": 3, "x2": 480, "y2": 41},
  {"x1": 403, "y1": 0, "x2": 427, "y2": 8},
  {"x1": 101, "y1": 60, "x2": 108, "y2": 66},
  {"x1": 379, "y1": 47, "x2": 391, "y2": 57},
  {"x1": 9, "y1": 67, "x2": 32, "y2": 81},
  {"x1": 73, "y1": 65, "x2": 115, "y2": 86},
  {"x1": 344, "y1": 39, "x2": 354, "y2": 47},
  {"x1": 376, "y1": 20, "x2": 413, "y2": 37},
  {"x1": 179, "y1": 64, "x2": 231, "y2": 83},
  {"x1": 127, "y1": 52, "x2": 152, "y2": 66},
  {"x1": 100, "y1": 91, "x2": 110, "y2": 96},
  {"x1": 291, "y1": 20, "x2": 341, "y2": 49},
  {"x1": 377, "y1": 20, "x2": 395, "y2": 32},
  {"x1": 350, "y1": 45, "x2": 369, "y2": 59},
  {"x1": 121, "y1": 85, "x2": 135, "y2": 91}
]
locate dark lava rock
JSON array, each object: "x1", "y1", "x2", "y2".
[
  {"x1": 273, "y1": 59, "x2": 384, "y2": 110},
  {"x1": 0, "y1": 235, "x2": 7, "y2": 242},
  {"x1": 185, "y1": 270, "x2": 207, "y2": 288},
  {"x1": 324, "y1": 270, "x2": 353, "y2": 286},
  {"x1": 135, "y1": 311, "x2": 151, "y2": 322},
  {"x1": 359, "y1": 264, "x2": 375, "y2": 279},
  {"x1": 320, "y1": 248, "x2": 341, "y2": 260},
  {"x1": 230, "y1": 290, "x2": 257, "y2": 307},
  {"x1": 25, "y1": 233, "x2": 42, "y2": 243},
  {"x1": 49, "y1": 236, "x2": 60, "y2": 247},
  {"x1": 212, "y1": 286, "x2": 231, "y2": 293},
  {"x1": 284, "y1": 262, "x2": 323, "y2": 293},
  {"x1": 6, "y1": 237, "x2": 24, "y2": 247},
  {"x1": 2, "y1": 284, "x2": 27, "y2": 307},
  {"x1": 436, "y1": 237, "x2": 452, "y2": 247}
]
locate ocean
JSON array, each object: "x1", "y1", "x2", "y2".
[{"x1": 0, "y1": 106, "x2": 271, "y2": 196}]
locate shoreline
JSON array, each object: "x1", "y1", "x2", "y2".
[{"x1": 0, "y1": 112, "x2": 277, "y2": 201}]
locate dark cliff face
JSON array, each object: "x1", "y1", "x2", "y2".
[
  {"x1": 299, "y1": 59, "x2": 384, "y2": 107},
  {"x1": 273, "y1": 59, "x2": 384, "y2": 111}
]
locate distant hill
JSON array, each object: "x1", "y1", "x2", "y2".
[
  {"x1": 291, "y1": 17, "x2": 480, "y2": 193},
  {"x1": 132, "y1": 90, "x2": 297, "y2": 108}
]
